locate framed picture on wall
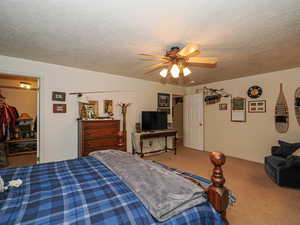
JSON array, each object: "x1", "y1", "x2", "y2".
[
  {"x1": 158, "y1": 93, "x2": 170, "y2": 108},
  {"x1": 231, "y1": 97, "x2": 246, "y2": 122},
  {"x1": 219, "y1": 103, "x2": 227, "y2": 110},
  {"x1": 79, "y1": 100, "x2": 99, "y2": 119},
  {"x1": 53, "y1": 104, "x2": 67, "y2": 113},
  {"x1": 248, "y1": 100, "x2": 266, "y2": 113},
  {"x1": 104, "y1": 100, "x2": 113, "y2": 116},
  {"x1": 52, "y1": 92, "x2": 66, "y2": 101}
]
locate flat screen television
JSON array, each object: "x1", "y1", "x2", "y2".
[{"x1": 142, "y1": 111, "x2": 168, "y2": 131}]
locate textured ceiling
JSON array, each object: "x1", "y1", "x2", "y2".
[{"x1": 0, "y1": 1, "x2": 300, "y2": 86}]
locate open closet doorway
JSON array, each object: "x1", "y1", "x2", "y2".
[
  {"x1": 172, "y1": 95, "x2": 184, "y2": 145},
  {"x1": 0, "y1": 74, "x2": 39, "y2": 168}
]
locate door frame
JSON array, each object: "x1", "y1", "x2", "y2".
[
  {"x1": 172, "y1": 94, "x2": 184, "y2": 140},
  {"x1": 0, "y1": 68, "x2": 43, "y2": 163}
]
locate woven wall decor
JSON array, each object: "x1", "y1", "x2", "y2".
[{"x1": 275, "y1": 83, "x2": 289, "y2": 133}]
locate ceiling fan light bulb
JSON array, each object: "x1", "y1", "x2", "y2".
[
  {"x1": 171, "y1": 64, "x2": 180, "y2": 78},
  {"x1": 20, "y1": 82, "x2": 32, "y2": 89},
  {"x1": 160, "y1": 68, "x2": 168, "y2": 78},
  {"x1": 183, "y1": 67, "x2": 191, "y2": 76}
]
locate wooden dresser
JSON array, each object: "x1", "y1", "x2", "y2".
[{"x1": 78, "y1": 120, "x2": 126, "y2": 156}]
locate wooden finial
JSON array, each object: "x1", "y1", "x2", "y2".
[{"x1": 208, "y1": 152, "x2": 229, "y2": 225}]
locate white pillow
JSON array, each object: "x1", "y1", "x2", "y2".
[
  {"x1": 292, "y1": 149, "x2": 300, "y2": 157},
  {"x1": 0, "y1": 176, "x2": 4, "y2": 192}
]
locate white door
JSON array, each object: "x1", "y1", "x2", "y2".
[{"x1": 183, "y1": 93, "x2": 204, "y2": 150}]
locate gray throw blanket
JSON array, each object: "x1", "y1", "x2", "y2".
[{"x1": 90, "y1": 150, "x2": 206, "y2": 221}]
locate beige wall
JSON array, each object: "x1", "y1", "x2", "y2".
[
  {"x1": 0, "y1": 55, "x2": 184, "y2": 163},
  {"x1": 0, "y1": 78, "x2": 37, "y2": 119},
  {"x1": 186, "y1": 67, "x2": 300, "y2": 163}
]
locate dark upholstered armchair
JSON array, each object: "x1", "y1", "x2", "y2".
[{"x1": 264, "y1": 141, "x2": 300, "y2": 189}]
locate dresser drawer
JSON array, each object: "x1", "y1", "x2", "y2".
[
  {"x1": 82, "y1": 121, "x2": 119, "y2": 129},
  {"x1": 83, "y1": 127, "x2": 119, "y2": 139},
  {"x1": 83, "y1": 137, "x2": 118, "y2": 150}
]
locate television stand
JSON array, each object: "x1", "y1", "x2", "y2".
[{"x1": 132, "y1": 129, "x2": 177, "y2": 157}]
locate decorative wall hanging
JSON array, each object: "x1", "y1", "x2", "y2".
[
  {"x1": 231, "y1": 97, "x2": 246, "y2": 122},
  {"x1": 53, "y1": 104, "x2": 67, "y2": 113},
  {"x1": 205, "y1": 94, "x2": 221, "y2": 105},
  {"x1": 248, "y1": 100, "x2": 266, "y2": 113},
  {"x1": 295, "y1": 87, "x2": 300, "y2": 126},
  {"x1": 52, "y1": 92, "x2": 66, "y2": 101},
  {"x1": 275, "y1": 83, "x2": 289, "y2": 133},
  {"x1": 197, "y1": 87, "x2": 231, "y2": 105},
  {"x1": 219, "y1": 103, "x2": 227, "y2": 110},
  {"x1": 104, "y1": 100, "x2": 113, "y2": 116},
  {"x1": 157, "y1": 93, "x2": 170, "y2": 107},
  {"x1": 247, "y1": 86, "x2": 262, "y2": 99},
  {"x1": 79, "y1": 100, "x2": 98, "y2": 119}
]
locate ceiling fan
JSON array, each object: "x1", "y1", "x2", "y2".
[{"x1": 140, "y1": 43, "x2": 217, "y2": 83}]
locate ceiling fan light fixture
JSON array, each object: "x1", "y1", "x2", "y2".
[
  {"x1": 183, "y1": 67, "x2": 191, "y2": 76},
  {"x1": 20, "y1": 82, "x2": 31, "y2": 89},
  {"x1": 170, "y1": 64, "x2": 180, "y2": 78},
  {"x1": 160, "y1": 68, "x2": 168, "y2": 78}
]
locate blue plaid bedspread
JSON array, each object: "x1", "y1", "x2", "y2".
[{"x1": 0, "y1": 156, "x2": 225, "y2": 225}]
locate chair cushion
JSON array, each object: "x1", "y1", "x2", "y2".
[{"x1": 278, "y1": 140, "x2": 300, "y2": 157}]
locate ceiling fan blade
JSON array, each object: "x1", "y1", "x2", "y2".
[
  {"x1": 187, "y1": 57, "x2": 218, "y2": 65},
  {"x1": 178, "y1": 43, "x2": 200, "y2": 57},
  {"x1": 184, "y1": 50, "x2": 200, "y2": 58},
  {"x1": 140, "y1": 53, "x2": 169, "y2": 60},
  {"x1": 144, "y1": 61, "x2": 170, "y2": 73}
]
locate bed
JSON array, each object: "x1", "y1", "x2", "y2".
[{"x1": 0, "y1": 151, "x2": 231, "y2": 225}]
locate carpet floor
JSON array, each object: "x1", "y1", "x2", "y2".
[
  {"x1": 7, "y1": 154, "x2": 37, "y2": 168},
  {"x1": 145, "y1": 145, "x2": 300, "y2": 225}
]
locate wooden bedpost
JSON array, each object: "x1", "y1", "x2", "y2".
[{"x1": 208, "y1": 152, "x2": 229, "y2": 225}]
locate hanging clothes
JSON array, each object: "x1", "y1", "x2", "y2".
[{"x1": 0, "y1": 103, "x2": 19, "y2": 141}]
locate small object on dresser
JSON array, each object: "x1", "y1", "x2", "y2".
[
  {"x1": 135, "y1": 122, "x2": 142, "y2": 133},
  {"x1": 79, "y1": 100, "x2": 98, "y2": 119}
]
